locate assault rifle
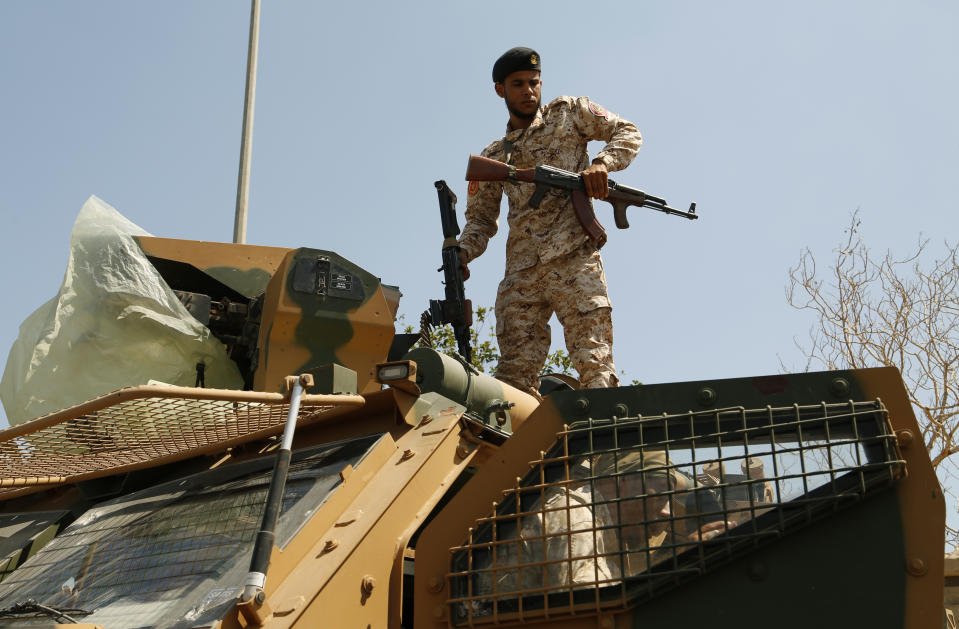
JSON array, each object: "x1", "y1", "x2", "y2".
[
  {"x1": 428, "y1": 180, "x2": 473, "y2": 362},
  {"x1": 465, "y1": 154, "x2": 697, "y2": 247}
]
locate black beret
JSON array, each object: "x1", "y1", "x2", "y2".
[{"x1": 492, "y1": 47, "x2": 541, "y2": 83}]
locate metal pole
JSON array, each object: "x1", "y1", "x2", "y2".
[
  {"x1": 242, "y1": 374, "x2": 308, "y2": 604},
  {"x1": 233, "y1": 0, "x2": 261, "y2": 244}
]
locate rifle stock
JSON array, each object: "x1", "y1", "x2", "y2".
[{"x1": 464, "y1": 154, "x2": 535, "y2": 184}]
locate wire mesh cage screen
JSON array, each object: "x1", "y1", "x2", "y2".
[
  {"x1": 0, "y1": 385, "x2": 364, "y2": 498},
  {"x1": 448, "y1": 399, "x2": 904, "y2": 626}
]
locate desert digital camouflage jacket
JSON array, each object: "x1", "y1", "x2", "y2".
[{"x1": 459, "y1": 96, "x2": 641, "y2": 274}]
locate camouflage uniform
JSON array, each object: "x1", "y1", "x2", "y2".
[
  {"x1": 594, "y1": 449, "x2": 688, "y2": 577},
  {"x1": 479, "y1": 481, "x2": 621, "y2": 598},
  {"x1": 459, "y1": 96, "x2": 641, "y2": 395}
]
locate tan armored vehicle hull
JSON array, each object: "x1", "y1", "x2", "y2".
[{"x1": 0, "y1": 237, "x2": 944, "y2": 629}]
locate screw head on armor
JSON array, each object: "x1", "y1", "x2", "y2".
[{"x1": 492, "y1": 47, "x2": 541, "y2": 83}]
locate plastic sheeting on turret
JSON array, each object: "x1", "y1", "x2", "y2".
[{"x1": 0, "y1": 196, "x2": 243, "y2": 425}]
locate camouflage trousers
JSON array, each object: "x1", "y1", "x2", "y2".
[{"x1": 494, "y1": 244, "x2": 618, "y2": 397}]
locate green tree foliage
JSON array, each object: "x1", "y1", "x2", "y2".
[
  {"x1": 403, "y1": 307, "x2": 639, "y2": 385},
  {"x1": 402, "y1": 307, "x2": 574, "y2": 377}
]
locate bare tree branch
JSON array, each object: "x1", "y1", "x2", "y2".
[{"x1": 786, "y1": 210, "x2": 959, "y2": 477}]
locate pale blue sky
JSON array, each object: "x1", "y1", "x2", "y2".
[{"x1": 1, "y1": 0, "x2": 956, "y2": 435}]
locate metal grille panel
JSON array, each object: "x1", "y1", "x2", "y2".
[
  {"x1": 0, "y1": 435, "x2": 380, "y2": 627},
  {"x1": 449, "y1": 400, "x2": 904, "y2": 626},
  {"x1": 0, "y1": 385, "x2": 364, "y2": 498}
]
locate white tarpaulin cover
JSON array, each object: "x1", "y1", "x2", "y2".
[{"x1": 0, "y1": 196, "x2": 243, "y2": 425}]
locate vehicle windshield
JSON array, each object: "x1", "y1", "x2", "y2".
[
  {"x1": 0, "y1": 434, "x2": 383, "y2": 628},
  {"x1": 449, "y1": 401, "x2": 901, "y2": 625}
]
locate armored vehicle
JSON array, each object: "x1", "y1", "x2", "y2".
[{"x1": 0, "y1": 229, "x2": 945, "y2": 628}]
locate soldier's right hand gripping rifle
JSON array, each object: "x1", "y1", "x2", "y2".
[{"x1": 427, "y1": 180, "x2": 473, "y2": 362}]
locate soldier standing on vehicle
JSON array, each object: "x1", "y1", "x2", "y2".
[{"x1": 458, "y1": 47, "x2": 642, "y2": 397}]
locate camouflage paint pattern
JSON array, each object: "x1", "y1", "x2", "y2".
[
  {"x1": 137, "y1": 238, "x2": 397, "y2": 395},
  {"x1": 135, "y1": 236, "x2": 290, "y2": 298},
  {"x1": 253, "y1": 248, "x2": 394, "y2": 394},
  {"x1": 415, "y1": 367, "x2": 943, "y2": 628}
]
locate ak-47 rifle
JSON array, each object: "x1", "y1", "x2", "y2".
[
  {"x1": 428, "y1": 180, "x2": 473, "y2": 362},
  {"x1": 465, "y1": 154, "x2": 698, "y2": 248}
]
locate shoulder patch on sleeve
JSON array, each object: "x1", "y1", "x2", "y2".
[
  {"x1": 588, "y1": 100, "x2": 610, "y2": 120},
  {"x1": 468, "y1": 180, "x2": 479, "y2": 196}
]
